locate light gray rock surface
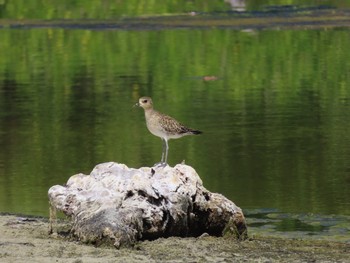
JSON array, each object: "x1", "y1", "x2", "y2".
[{"x1": 48, "y1": 162, "x2": 247, "y2": 248}]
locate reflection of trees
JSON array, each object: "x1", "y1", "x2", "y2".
[
  {"x1": 0, "y1": 74, "x2": 24, "y2": 176},
  {"x1": 0, "y1": 27, "x2": 350, "y2": 216}
]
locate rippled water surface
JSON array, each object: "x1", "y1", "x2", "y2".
[{"x1": 0, "y1": 1, "x2": 349, "y2": 241}]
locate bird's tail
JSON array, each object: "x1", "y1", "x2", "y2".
[{"x1": 191, "y1": 129, "x2": 202, "y2": 135}]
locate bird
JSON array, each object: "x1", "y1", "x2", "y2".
[{"x1": 136, "y1": 96, "x2": 202, "y2": 167}]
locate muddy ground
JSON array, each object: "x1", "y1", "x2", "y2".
[{"x1": 0, "y1": 214, "x2": 349, "y2": 263}]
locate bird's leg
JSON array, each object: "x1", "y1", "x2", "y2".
[
  {"x1": 164, "y1": 139, "x2": 169, "y2": 165},
  {"x1": 154, "y1": 138, "x2": 167, "y2": 168},
  {"x1": 161, "y1": 138, "x2": 166, "y2": 163}
]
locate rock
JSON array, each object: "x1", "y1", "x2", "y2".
[
  {"x1": 48, "y1": 162, "x2": 247, "y2": 248},
  {"x1": 202, "y1": 75, "x2": 219, "y2": 81}
]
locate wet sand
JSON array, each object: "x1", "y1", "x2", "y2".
[{"x1": 0, "y1": 214, "x2": 349, "y2": 263}]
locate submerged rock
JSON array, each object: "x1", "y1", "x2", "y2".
[{"x1": 48, "y1": 162, "x2": 247, "y2": 248}]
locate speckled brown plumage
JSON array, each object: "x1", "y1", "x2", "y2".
[{"x1": 137, "y1": 96, "x2": 202, "y2": 166}]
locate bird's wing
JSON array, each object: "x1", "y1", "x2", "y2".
[{"x1": 158, "y1": 113, "x2": 189, "y2": 134}]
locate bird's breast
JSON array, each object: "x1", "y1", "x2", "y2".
[{"x1": 146, "y1": 121, "x2": 165, "y2": 138}]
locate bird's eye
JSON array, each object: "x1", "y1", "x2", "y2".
[{"x1": 143, "y1": 99, "x2": 148, "y2": 103}]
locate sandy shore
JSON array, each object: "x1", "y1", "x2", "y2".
[{"x1": 0, "y1": 214, "x2": 349, "y2": 263}]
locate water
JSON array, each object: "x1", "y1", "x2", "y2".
[
  {"x1": 0, "y1": 1, "x2": 350, "y2": 241},
  {"x1": 246, "y1": 209, "x2": 350, "y2": 242}
]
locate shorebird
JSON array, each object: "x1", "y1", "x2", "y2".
[{"x1": 136, "y1": 97, "x2": 202, "y2": 166}]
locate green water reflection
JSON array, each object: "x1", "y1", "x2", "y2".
[
  {"x1": 246, "y1": 209, "x2": 350, "y2": 241},
  {"x1": 0, "y1": 17, "x2": 350, "y2": 224}
]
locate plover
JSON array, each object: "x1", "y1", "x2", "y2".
[{"x1": 136, "y1": 96, "x2": 202, "y2": 166}]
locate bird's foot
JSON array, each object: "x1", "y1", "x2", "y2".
[{"x1": 153, "y1": 162, "x2": 168, "y2": 168}]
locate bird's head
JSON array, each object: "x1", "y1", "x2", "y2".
[{"x1": 136, "y1": 97, "x2": 153, "y2": 110}]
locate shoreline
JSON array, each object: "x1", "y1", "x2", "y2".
[
  {"x1": 0, "y1": 214, "x2": 349, "y2": 262},
  {"x1": 1, "y1": 8, "x2": 350, "y2": 31}
]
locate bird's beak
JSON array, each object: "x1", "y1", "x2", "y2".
[{"x1": 133, "y1": 102, "x2": 140, "y2": 108}]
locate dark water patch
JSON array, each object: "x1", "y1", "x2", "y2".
[
  {"x1": 274, "y1": 217, "x2": 326, "y2": 232},
  {"x1": 260, "y1": 4, "x2": 335, "y2": 14}
]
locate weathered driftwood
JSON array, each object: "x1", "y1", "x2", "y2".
[{"x1": 48, "y1": 162, "x2": 247, "y2": 248}]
